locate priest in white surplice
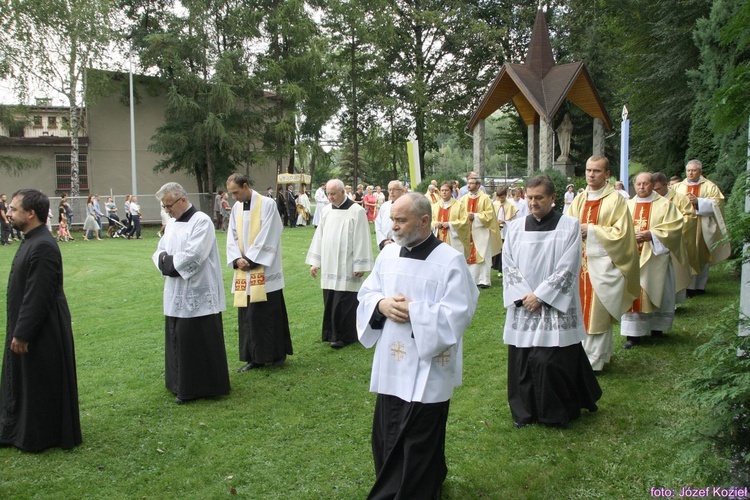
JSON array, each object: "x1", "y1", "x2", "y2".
[
  {"x1": 307, "y1": 179, "x2": 373, "y2": 348},
  {"x1": 620, "y1": 173, "x2": 685, "y2": 348},
  {"x1": 152, "y1": 182, "x2": 230, "y2": 404},
  {"x1": 357, "y1": 193, "x2": 478, "y2": 498},
  {"x1": 226, "y1": 173, "x2": 293, "y2": 372},
  {"x1": 503, "y1": 176, "x2": 601, "y2": 428},
  {"x1": 374, "y1": 180, "x2": 405, "y2": 250}
]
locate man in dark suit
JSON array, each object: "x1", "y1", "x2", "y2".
[
  {"x1": 276, "y1": 185, "x2": 287, "y2": 225},
  {"x1": 285, "y1": 184, "x2": 297, "y2": 228},
  {"x1": 0, "y1": 189, "x2": 81, "y2": 451}
]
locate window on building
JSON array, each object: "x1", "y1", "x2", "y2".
[
  {"x1": 55, "y1": 154, "x2": 88, "y2": 191},
  {"x1": 48, "y1": 116, "x2": 57, "y2": 128},
  {"x1": 33, "y1": 116, "x2": 42, "y2": 128},
  {"x1": 8, "y1": 121, "x2": 25, "y2": 138}
]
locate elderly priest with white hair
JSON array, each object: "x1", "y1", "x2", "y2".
[{"x1": 357, "y1": 192, "x2": 478, "y2": 498}]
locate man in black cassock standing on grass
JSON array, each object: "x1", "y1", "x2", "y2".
[{"x1": 0, "y1": 189, "x2": 82, "y2": 451}]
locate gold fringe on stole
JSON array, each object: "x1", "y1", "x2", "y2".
[{"x1": 233, "y1": 197, "x2": 267, "y2": 307}]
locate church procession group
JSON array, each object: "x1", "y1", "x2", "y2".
[{"x1": 0, "y1": 152, "x2": 730, "y2": 498}]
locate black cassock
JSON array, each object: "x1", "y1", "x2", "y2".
[{"x1": 0, "y1": 225, "x2": 81, "y2": 451}]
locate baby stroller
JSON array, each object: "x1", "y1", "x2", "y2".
[{"x1": 106, "y1": 215, "x2": 129, "y2": 238}]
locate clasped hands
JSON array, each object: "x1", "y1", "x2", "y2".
[
  {"x1": 521, "y1": 293, "x2": 542, "y2": 314},
  {"x1": 635, "y1": 230, "x2": 652, "y2": 243},
  {"x1": 378, "y1": 293, "x2": 411, "y2": 323}
]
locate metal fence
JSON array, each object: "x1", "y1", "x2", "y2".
[{"x1": 48, "y1": 193, "x2": 213, "y2": 227}]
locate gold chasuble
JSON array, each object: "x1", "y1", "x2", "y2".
[
  {"x1": 569, "y1": 184, "x2": 639, "y2": 335},
  {"x1": 674, "y1": 177, "x2": 730, "y2": 268},
  {"x1": 460, "y1": 193, "x2": 502, "y2": 265},
  {"x1": 431, "y1": 198, "x2": 470, "y2": 259},
  {"x1": 665, "y1": 188, "x2": 698, "y2": 289},
  {"x1": 493, "y1": 200, "x2": 518, "y2": 228},
  {"x1": 627, "y1": 195, "x2": 684, "y2": 313},
  {"x1": 233, "y1": 199, "x2": 267, "y2": 307}
]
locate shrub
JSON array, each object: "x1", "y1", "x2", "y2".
[{"x1": 675, "y1": 306, "x2": 750, "y2": 484}]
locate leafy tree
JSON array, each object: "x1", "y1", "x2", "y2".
[
  {"x1": 689, "y1": 0, "x2": 750, "y2": 193},
  {"x1": 322, "y1": 0, "x2": 386, "y2": 187},
  {"x1": 124, "y1": 0, "x2": 271, "y2": 191},
  {"x1": 0, "y1": 0, "x2": 118, "y2": 196},
  {"x1": 609, "y1": 0, "x2": 711, "y2": 175},
  {"x1": 373, "y1": 0, "x2": 506, "y2": 177}
]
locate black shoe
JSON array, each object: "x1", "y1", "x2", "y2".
[
  {"x1": 272, "y1": 358, "x2": 286, "y2": 367},
  {"x1": 513, "y1": 421, "x2": 528, "y2": 428},
  {"x1": 622, "y1": 337, "x2": 640, "y2": 349},
  {"x1": 651, "y1": 330, "x2": 664, "y2": 338},
  {"x1": 330, "y1": 340, "x2": 345, "y2": 349},
  {"x1": 477, "y1": 284, "x2": 490, "y2": 289},
  {"x1": 236, "y1": 362, "x2": 263, "y2": 372},
  {"x1": 175, "y1": 397, "x2": 187, "y2": 404}
]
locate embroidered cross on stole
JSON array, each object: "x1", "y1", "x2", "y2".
[
  {"x1": 233, "y1": 198, "x2": 268, "y2": 307},
  {"x1": 437, "y1": 205, "x2": 451, "y2": 242},
  {"x1": 686, "y1": 184, "x2": 700, "y2": 197},
  {"x1": 628, "y1": 202, "x2": 652, "y2": 313},
  {"x1": 465, "y1": 196, "x2": 478, "y2": 264},
  {"x1": 579, "y1": 199, "x2": 602, "y2": 333}
]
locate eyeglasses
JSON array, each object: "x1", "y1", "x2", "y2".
[{"x1": 162, "y1": 197, "x2": 184, "y2": 209}]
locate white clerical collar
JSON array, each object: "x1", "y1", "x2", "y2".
[
  {"x1": 587, "y1": 185, "x2": 607, "y2": 200},
  {"x1": 687, "y1": 178, "x2": 702, "y2": 185},
  {"x1": 441, "y1": 200, "x2": 452, "y2": 208},
  {"x1": 469, "y1": 192, "x2": 480, "y2": 198},
  {"x1": 636, "y1": 192, "x2": 656, "y2": 202}
]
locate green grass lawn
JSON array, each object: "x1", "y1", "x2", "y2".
[{"x1": 0, "y1": 224, "x2": 740, "y2": 499}]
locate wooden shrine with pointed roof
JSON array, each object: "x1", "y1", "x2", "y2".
[{"x1": 466, "y1": 9, "x2": 612, "y2": 177}]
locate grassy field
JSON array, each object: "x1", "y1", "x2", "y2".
[{"x1": 0, "y1": 223, "x2": 740, "y2": 499}]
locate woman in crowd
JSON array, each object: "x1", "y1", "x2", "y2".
[
  {"x1": 83, "y1": 195, "x2": 101, "y2": 241},
  {"x1": 363, "y1": 185, "x2": 377, "y2": 222},
  {"x1": 59, "y1": 193, "x2": 75, "y2": 240},
  {"x1": 375, "y1": 186, "x2": 385, "y2": 210},
  {"x1": 57, "y1": 200, "x2": 70, "y2": 242}
]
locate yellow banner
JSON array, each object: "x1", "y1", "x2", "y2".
[{"x1": 406, "y1": 140, "x2": 421, "y2": 189}]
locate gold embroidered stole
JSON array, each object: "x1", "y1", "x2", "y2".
[
  {"x1": 629, "y1": 202, "x2": 652, "y2": 312},
  {"x1": 233, "y1": 198, "x2": 267, "y2": 307}
]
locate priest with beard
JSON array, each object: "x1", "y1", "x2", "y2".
[
  {"x1": 357, "y1": 193, "x2": 478, "y2": 498},
  {"x1": 153, "y1": 182, "x2": 230, "y2": 404},
  {"x1": 0, "y1": 189, "x2": 81, "y2": 451},
  {"x1": 502, "y1": 175, "x2": 601, "y2": 428}
]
